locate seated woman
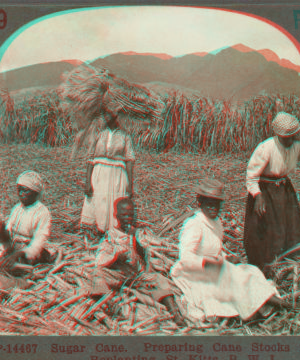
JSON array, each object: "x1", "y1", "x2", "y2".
[
  {"x1": 0, "y1": 170, "x2": 53, "y2": 270},
  {"x1": 90, "y1": 197, "x2": 186, "y2": 327},
  {"x1": 171, "y1": 178, "x2": 290, "y2": 324}
]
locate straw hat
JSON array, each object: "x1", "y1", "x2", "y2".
[
  {"x1": 272, "y1": 112, "x2": 300, "y2": 137},
  {"x1": 193, "y1": 178, "x2": 225, "y2": 200}
]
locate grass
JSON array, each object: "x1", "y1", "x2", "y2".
[
  {"x1": 0, "y1": 144, "x2": 300, "y2": 335},
  {"x1": 2, "y1": 86, "x2": 300, "y2": 154},
  {"x1": 0, "y1": 88, "x2": 72, "y2": 147},
  {"x1": 136, "y1": 92, "x2": 300, "y2": 153}
]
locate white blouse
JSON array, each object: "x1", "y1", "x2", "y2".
[
  {"x1": 6, "y1": 201, "x2": 51, "y2": 260},
  {"x1": 176, "y1": 210, "x2": 224, "y2": 271},
  {"x1": 91, "y1": 128, "x2": 135, "y2": 162},
  {"x1": 171, "y1": 210, "x2": 277, "y2": 322},
  {"x1": 246, "y1": 137, "x2": 300, "y2": 196}
]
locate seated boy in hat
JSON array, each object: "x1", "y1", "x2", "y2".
[{"x1": 90, "y1": 197, "x2": 186, "y2": 327}]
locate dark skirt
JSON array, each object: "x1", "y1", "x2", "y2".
[{"x1": 243, "y1": 177, "x2": 300, "y2": 269}]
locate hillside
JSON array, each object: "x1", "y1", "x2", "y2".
[
  {"x1": 1, "y1": 45, "x2": 300, "y2": 102},
  {"x1": 92, "y1": 49, "x2": 300, "y2": 101},
  {"x1": 0, "y1": 62, "x2": 76, "y2": 91}
]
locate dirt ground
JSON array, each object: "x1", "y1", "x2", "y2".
[{"x1": 0, "y1": 144, "x2": 300, "y2": 335}]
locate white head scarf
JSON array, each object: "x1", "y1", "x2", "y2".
[
  {"x1": 272, "y1": 112, "x2": 300, "y2": 137},
  {"x1": 16, "y1": 170, "x2": 44, "y2": 193}
]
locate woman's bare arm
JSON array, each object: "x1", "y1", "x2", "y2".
[
  {"x1": 0, "y1": 221, "x2": 12, "y2": 252},
  {"x1": 85, "y1": 162, "x2": 94, "y2": 197},
  {"x1": 126, "y1": 161, "x2": 134, "y2": 197}
]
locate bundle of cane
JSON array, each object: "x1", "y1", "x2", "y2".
[{"x1": 58, "y1": 64, "x2": 165, "y2": 157}]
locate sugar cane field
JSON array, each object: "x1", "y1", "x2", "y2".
[{"x1": 0, "y1": 87, "x2": 300, "y2": 335}]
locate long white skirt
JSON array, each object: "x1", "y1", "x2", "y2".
[
  {"x1": 171, "y1": 259, "x2": 277, "y2": 322},
  {"x1": 80, "y1": 162, "x2": 129, "y2": 232}
]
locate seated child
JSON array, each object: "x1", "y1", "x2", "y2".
[
  {"x1": 90, "y1": 197, "x2": 186, "y2": 327},
  {"x1": 0, "y1": 170, "x2": 53, "y2": 272}
]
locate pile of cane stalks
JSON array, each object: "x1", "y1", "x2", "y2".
[
  {"x1": 0, "y1": 205, "x2": 298, "y2": 336},
  {"x1": 0, "y1": 144, "x2": 300, "y2": 335},
  {"x1": 0, "y1": 209, "x2": 236, "y2": 336}
]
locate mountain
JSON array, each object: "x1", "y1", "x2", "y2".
[
  {"x1": 145, "y1": 81, "x2": 203, "y2": 98},
  {"x1": 1, "y1": 46, "x2": 300, "y2": 102},
  {"x1": 119, "y1": 51, "x2": 172, "y2": 60},
  {"x1": 62, "y1": 59, "x2": 84, "y2": 67},
  {"x1": 0, "y1": 61, "x2": 76, "y2": 92},
  {"x1": 91, "y1": 54, "x2": 172, "y2": 84},
  {"x1": 191, "y1": 52, "x2": 209, "y2": 57},
  {"x1": 232, "y1": 43, "x2": 300, "y2": 73},
  {"x1": 180, "y1": 47, "x2": 300, "y2": 100},
  {"x1": 115, "y1": 46, "x2": 300, "y2": 73},
  {"x1": 90, "y1": 48, "x2": 300, "y2": 101}
]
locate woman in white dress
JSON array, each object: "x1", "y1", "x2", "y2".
[
  {"x1": 0, "y1": 170, "x2": 52, "y2": 269},
  {"x1": 80, "y1": 110, "x2": 135, "y2": 236},
  {"x1": 171, "y1": 178, "x2": 290, "y2": 323},
  {"x1": 244, "y1": 112, "x2": 300, "y2": 270}
]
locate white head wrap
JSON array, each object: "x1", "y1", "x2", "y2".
[
  {"x1": 272, "y1": 112, "x2": 300, "y2": 137},
  {"x1": 16, "y1": 170, "x2": 44, "y2": 193}
]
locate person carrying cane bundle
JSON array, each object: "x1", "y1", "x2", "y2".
[
  {"x1": 58, "y1": 65, "x2": 164, "y2": 239},
  {"x1": 80, "y1": 109, "x2": 135, "y2": 236}
]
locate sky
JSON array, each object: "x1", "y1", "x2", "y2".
[{"x1": 0, "y1": 6, "x2": 300, "y2": 72}]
